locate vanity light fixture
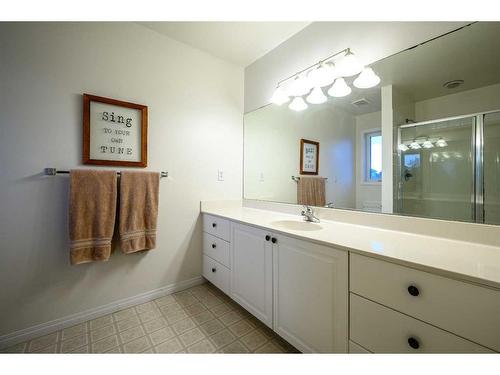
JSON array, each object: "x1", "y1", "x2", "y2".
[
  {"x1": 307, "y1": 62, "x2": 337, "y2": 87},
  {"x1": 306, "y1": 87, "x2": 327, "y2": 104},
  {"x1": 287, "y1": 75, "x2": 313, "y2": 97},
  {"x1": 328, "y1": 77, "x2": 352, "y2": 97},
  {"x1": 270, "y1": 47, "x2": 381, "y2": 111},
  {"x1": 398, "y1": 144, "x2": 409, "y2": 152},
  {"x1": 289, "y1": 96, "x2": 308, "y2": 111},
  {"x1": 353, "y1": 67, "x2": 381, "y2": 89},
  {"x1": 270, "y1": 85, "x2": 290, "y2": 105},
  {"x1": 436, "y1": 137, "x2": 448, "y2": 147},
  {"x1": 335, "y1": 49, "x2": 364, "y2": 77}
]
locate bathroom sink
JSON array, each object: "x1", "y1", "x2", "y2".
[{"x1": 271, "y1": 220, "x2": 323, "y2": 232}]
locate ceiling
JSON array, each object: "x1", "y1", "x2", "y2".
[
  {"x1": 373, "y1": 22, "x2": 500, "y2": 102},
  {"x1": 138, "y1": 22, "x2": 311, "y2": 67}
]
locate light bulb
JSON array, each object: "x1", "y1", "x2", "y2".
[
  {"x1": 336, "y1": 50, "x2": 363, "y2": 77},
  {"x1": 327, "y1": 78, "x2": 352, "y2": 97},
  {"x1": 286, "y1": 75, "x2": 313, "y2": 97},
  {"x1": 436, "y1": 138, "x2": 448, "y2": 147},
  {"x1": 398, "y1": 144, "x2": 409, "y2": 151},
  {"x1": 307, "y1": 62, "x2": 337, "y2": 87},
  {"x1": 270, "y1": 86, "x2": 289, "y2": 105},
  {"x1": 289, "y1": 97, "x2": 308, "y2": 111},
  {"x1": 306, "y1": 87, "x2": 327, "y2": 104},
  {"x1": 353, "y1": 67, "x2": 381, "y2": 88},
  {"x1": 422, "y1": 139, "x2": 434, "y2": 149},
  {"x1": 409, "y1": 140, "x2": 421, "y2": 150}
]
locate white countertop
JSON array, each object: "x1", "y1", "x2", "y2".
[{"x1": 201, "y1": 205, "x2": 500, "y2": 290}]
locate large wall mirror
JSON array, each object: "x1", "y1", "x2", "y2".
[{"x1": 244, "y1": 22, "x2": 500, "y2": 225}]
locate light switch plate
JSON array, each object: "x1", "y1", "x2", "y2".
[{"x1": 217, "y1": 169, "x2": 224, "y2": 181}]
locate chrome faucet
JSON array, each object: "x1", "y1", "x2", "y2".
[{"x1": 301, "y1": 205, "x2": 320, "y2": 223}]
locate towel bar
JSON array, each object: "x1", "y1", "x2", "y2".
[
  {"x1": 292, "y1": 175, "x2": 327, "y2": 182},
  {"x1": 44, "y1": 168, "x2": 168, "y2": 178}
]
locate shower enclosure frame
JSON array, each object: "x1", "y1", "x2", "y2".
[{"x1": 395, "y1": 109, "x2": 500, "y2": 224}]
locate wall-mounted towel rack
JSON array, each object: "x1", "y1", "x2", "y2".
[
  {"x1": 44, "y1": 168, "x2": 168, "y2": 178},
  {"x1": 292, "y1": 175, "x2": 328, "y2": 182}
]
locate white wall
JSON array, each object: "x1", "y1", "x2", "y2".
[
  {"x1": 414, "y1": 82, "x2": 500, "y2": 122},
  {"x1": 355, "y1": 111, "x2": 382, "y2": 211},
  {"x1": 244, "y1": 104, "x2": 356, "y2": 208},
  {"x1": 0, "y1": 22, "x2": 243, "y2": 337},
  {"x1": 244, "y1": 22, "x2": 469, "y2": 113}
]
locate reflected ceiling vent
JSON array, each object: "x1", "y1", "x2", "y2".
[
  {"x1": 443, "y1": 79, "x2": 464, "y2": 89},
  {"x1": 351, "y1": 98, "x2": 371, "y2": 107}
]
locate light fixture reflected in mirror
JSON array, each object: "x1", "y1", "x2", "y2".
[
  {"x1": 328, "y1": 77, "x2": 352, "y2": 97},
  {"x1": 398, "y1": 144, "x2": 409, "y2": 151},
  {"x1": 289, "y1": 96, "x2": 308, "y2": 111},
  {"x1": 436, "y1": 138, "x2": 448, "y2": 147},
  {"x1": 422, "y1": 139, "x2": 434, "y2": 149},
  {"x1": 409, "y1": 140, "x2": 421, "y2": 149},
  {"x1": 306, "y1": 87, "x2": 327, "y2": 104},
  {"x1": 353, "y1": 67, "x2": 381, "y2": 88}
]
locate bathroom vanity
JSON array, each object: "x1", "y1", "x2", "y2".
[{"x1": 200, "y1": 202, "x2": 500, "y2": 353}]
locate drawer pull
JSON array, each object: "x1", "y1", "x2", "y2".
[
  {"x1": 407, "y1": 285, "x2": 420, "y2": 297},
  {"x1": 211, "y1": 243, "x2": 216, "y2": 249},
  {"x1": 271, "y1": 237, "x2": 277, "y2": 244},
  {"x1": 211, "y1": 267, "x2": 216, "y2": 273},
  {"x1": 407, "y1": 337, "x2": 420, "y2": 349},
  {"x1": 212, "y1": 223, "x2": 217, "y2": 228}
]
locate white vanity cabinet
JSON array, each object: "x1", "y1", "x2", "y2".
[
  {"x1": 272, "y1": 233, "x2": 348, "y2": 353},
  {"x1": 202, "y1": 214, "x2": 349, "y2": 352},
  {"x1": 230, "y1": 222, "x2": 273, "y2": 328}
]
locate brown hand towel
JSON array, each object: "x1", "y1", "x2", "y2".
[
  {"x1": 69, "y1": 170, "x2": 117, "y2": 265},
  {"x1": 119, "y1": 171, "x2": 160, "y2": 254},
  {"x1": 297, "y1": 176, "x2": 326, "y2": 207}
]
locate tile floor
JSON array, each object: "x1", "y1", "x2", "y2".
[{"x1": 0, "y1": 282, "x2": 299, "y2": 354}]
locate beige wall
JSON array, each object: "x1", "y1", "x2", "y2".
[
  {"x1": 244, "y1": 104, "x2": 356, "y2": 208},
  {"x1": 0, "y1": 22, "x2": 244, "y2": 336}
]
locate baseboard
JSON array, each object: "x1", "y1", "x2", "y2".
[{"x1": 0, "y1": 276, "x2": 205, "y2": 350}]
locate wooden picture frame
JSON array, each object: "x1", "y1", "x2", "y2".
[
  {"x1": 300, "y1": 139, "x2": 320, "y2": 175},
  {"x1": 83, "y1": 93, "x2": 148, "y2": 167}
]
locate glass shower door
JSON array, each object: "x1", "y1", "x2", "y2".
[
  {"x1": 483, "y1": 111, "x2": 500, "y2": 225},
  {"x1": 397, "y1": 117, "x2": 475, "y2": 222}
]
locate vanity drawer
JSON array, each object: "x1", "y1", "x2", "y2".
[
  {"x1": 203, "y1": 214, "x2": 230, "y2": 241},
  {"x1": 350, "y1": 253, "x2": 500, "y2": 351},
  {"x1": 203, "y1": 255, "x2": 230, "y2": 295},
  {"x1": 203, "y1": 232, "x2": 230, "y2": 268},
  {"x1": 350, "y1": 294, "x2": 492, "y2": 353}
]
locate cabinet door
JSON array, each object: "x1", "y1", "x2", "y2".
[
  {"x1": 273, "y1": 234, "x2": 348, "y2": 353},
  {"x1": 230, "y1": 223, "x2": 273, "y2": 328}
]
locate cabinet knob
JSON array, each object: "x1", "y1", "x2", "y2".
[
  {"x1": 407, "y1": 337, "x2": 420, "y2": 349},
  {"x1": 211, "y1": 268, "x2": 216, "y2": 273},
  {"x1": 211, "y1": 243, "x2": 216, "y2": 249},
  {"x1": 265, "y1": 235, "x2": 271, "y2": 241},
  {"x1": 408, "y1": 285, "x2": 420, "y2": 297},
  {"x1": 212, "y1": 223, "x2": 217, "y2": 228},
  {"x1": 271, "y1": 237, "x2": 277, "y2": 244}
]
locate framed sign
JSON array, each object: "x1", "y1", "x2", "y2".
[
  {"x1": 83, "y1": 94, "x2": 148, "y2": 167},
  {"x1": 300, "y1": 139, "x2": 319, "y2": 175}
]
